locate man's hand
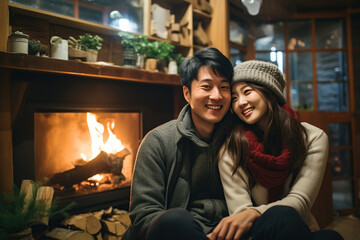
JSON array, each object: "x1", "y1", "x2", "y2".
[{"x1": 207, "y1": 209, "x2": 261, "y2": 240}]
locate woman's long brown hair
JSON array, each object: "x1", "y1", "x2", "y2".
[{"x1": 214, "y1": 82, "x2": 308, "y2": 187}]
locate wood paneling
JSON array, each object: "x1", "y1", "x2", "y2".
[
  {"x1": 0, "y1": 0, "x2": 9, "y2": 52},
  {"x1": 0, "y1": 70, "x2": 14, "y2": 194},
  {"x1": 209, "y1": 0, "x2": 229, "y2": 57}
]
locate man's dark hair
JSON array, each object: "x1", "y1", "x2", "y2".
[{"x1": 179, "y1": 47, "x2": 234, "y2": 90}]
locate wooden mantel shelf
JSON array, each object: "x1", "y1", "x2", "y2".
[{"x1": 0, "y1": 52, "x2": 182, "y2": 86}]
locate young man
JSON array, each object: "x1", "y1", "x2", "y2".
[{"x1": 122, "y1": 47, "x2": 234, "y2": 240}]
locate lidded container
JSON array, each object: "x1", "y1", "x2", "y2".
[{"x1": 8, "y1": 31, "x2": 29, "y2": 54}]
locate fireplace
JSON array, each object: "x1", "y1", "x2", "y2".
[
  {"x1": 9, "y1": 62, "x2": 184, "y2": 214},
  {"x1": 35, "y1": 111, "x2": 140, "y2": 189}
]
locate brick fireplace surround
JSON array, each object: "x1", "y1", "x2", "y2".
[{"x1": 0, "y1": 51, "x2": 186, "y2": 213}]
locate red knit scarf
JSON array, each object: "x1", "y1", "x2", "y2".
[{"x1": 246, "y1": 104, "x2": 298, "y2": 203}]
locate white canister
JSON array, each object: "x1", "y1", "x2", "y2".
[
  {"x1": 8, "y1": 31, "x2": 29, "y2": 54},
  {"x1": 50, "y1": 36, "x2": 68, "y2": 60},
  {"x1": 168, "y1": 60, "x2": 178, "y2": 74}
]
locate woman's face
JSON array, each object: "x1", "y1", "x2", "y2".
[{"x1": 231, "y1": 82, "x2": 268, "y2": 130}]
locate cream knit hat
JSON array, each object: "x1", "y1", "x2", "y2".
[{"x1": 233, "y1": 60, "x2": 286, "y2": 104}]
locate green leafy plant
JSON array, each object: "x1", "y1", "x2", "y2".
[
  {"x1": 0, "y1": 182, "x2": 74, "y2": 240},
  {"x1": 171, "y1": 52, "x2": 185, "y2": 69},
  {"x1": 78, "y1": 33, "x2": 103, "y2": 51},
  {"x1": 118, "y1": 32, "x2": 176, "y2": 60},
  {"x1": 28, "y1": 40, "x2": 41, "y2": 56},
  {"x1": 144, "y1": 40, "x2": 175, "y2": 60},
  {"x1": 118, "y1": 32, "x2": 149, "y2": 55}
]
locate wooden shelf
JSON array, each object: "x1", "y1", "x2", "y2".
[
  {"x1": 193, "y1": 9, "x2": 212, "y2": 21},
  {"x1": 8, "y1": 3, "x2": 121, "y2": 37},
  {"x1": 0, "y1": 52, "x2": 182, "y2": 86}
]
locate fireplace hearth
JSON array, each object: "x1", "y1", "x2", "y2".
[{"x1": 6, "y1": 55, "x2": 185, "y2": 213}]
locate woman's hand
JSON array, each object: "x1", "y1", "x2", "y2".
[{"x1": 207, "y1": 209, "x2": 261, "y2": 240}]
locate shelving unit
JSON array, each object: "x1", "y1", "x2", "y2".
[
  {"x1": 0, "y1": 51, "x2": 182, "y2": 86},
  {"x1": 143, "y1": 0, "x2": 229, "y2": 57}
]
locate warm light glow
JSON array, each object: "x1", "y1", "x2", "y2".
[
  {"x1": 242, "y1": 0, "x2": 262, "y2": 16},
  {"x1": 89, "y1": 174, "x2": 103, "y2": 182},
  {"x1": 80, "y1": 153, "x2": 87, "y2": 160},
  {"x1": 81, "y1": 113, "x2": 125, "y2": 161}
]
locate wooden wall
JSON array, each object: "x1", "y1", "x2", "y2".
[
  {"x1": 0, "y1": 1, "x2": 13, "y2": 194},
  {"x1": 0, "y1": 70, "x2": 14, "y2": 194}
]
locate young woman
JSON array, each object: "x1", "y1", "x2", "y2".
[{"x1": 208, "y1": 60, "x2": 343, "y2": 240}]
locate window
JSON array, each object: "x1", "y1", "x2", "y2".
[
  {"x1": 228, "y1": 5, "x2": 248, "y2": 66},
  {"x1": 254, "y1": 17, "x2": 357, "y2": 214},
  {"x1": 10, "y1": 0, "x2": 144, "y2": 34}
]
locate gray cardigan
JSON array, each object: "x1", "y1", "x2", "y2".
[{"x1": 123, "y1": 104, "x2": 228, "y2": 240}]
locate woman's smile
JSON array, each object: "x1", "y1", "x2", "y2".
[{"x1": 231, "y1": 82, "x2": 268, "y2": 128}]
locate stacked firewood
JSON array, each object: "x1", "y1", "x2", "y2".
[{"x1": 46, "y1": 206, "x2": 131, "y2": 240}]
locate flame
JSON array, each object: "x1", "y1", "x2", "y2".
[
  {"x1": 82, "y1": 113, "x2": 125, "y2": 161},
  {"x1": 89, "y1": 174, "x2": 103, "y2": 182}
]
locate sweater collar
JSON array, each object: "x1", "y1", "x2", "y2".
[{"x1": 176, "y1": 104, "x2": 210, "y2": 148}]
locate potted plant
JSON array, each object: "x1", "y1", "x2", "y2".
[
  {"x1": 168, "y1": 52, "x2": 185, "y2": 74},
  {"x1": 28, "y1": 40, "x2": 41, "y2": 56},
  {"x1": 118, "y1": 32, "x2": 149, "y2": 68},
  {"x1": 143, "y1": 40, "x2": 175, "y2": 72},
  {"x1": 118, "y1": 32, "x2": 177, "y2": 72},
  {"x1": 78, "y1": 33, "x2": 103, "y2": 62},
  {"x1": 0, "y1": 181, "x2": 73, "y2": 240}
]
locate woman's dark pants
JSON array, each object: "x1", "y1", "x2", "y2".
[{"x1": 145, "y1": 206, "x2": 343, "y2": 240}]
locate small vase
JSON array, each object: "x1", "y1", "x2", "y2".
[
  {"x1": 168, "y1": 60, "x2": 178, "y2": 74},
  {"x1": 86, "y1": 49, "x2": 98, "y2": 62},
  {"x1": 8, "y1": 228, "x2": 34, "y2": 240},
  {"x1": 136, "y1": 54, "x2": 145, "y2": 69},
  {"x1": 145, "y1": 58, "x2": 157, "y2": 71}
]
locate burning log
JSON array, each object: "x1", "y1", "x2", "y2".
[{"x1": 47, "y1": 149, "x2": 130, "y2": 188}]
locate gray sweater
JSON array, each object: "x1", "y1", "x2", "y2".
[{"x1": 123, "y1": 104, "x2": 228, "y2": 240}]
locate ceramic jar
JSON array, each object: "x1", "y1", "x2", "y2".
[{"x1": 8, "y1": 31, "x2": 29, "y2": 54}]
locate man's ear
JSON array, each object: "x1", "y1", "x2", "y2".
[{"x1": 183, "y1": 86, "x2": 190, "y2": 103}]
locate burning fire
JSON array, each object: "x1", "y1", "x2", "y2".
[
  {"x1": 82, "y1": 112, "x2": 125, "y2": 161},
  {"x1": 81, "y1": 113, "x2": 125, "y2": 183}
]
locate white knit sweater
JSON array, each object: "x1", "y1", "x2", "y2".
[{"x1": 218, "y1": 122, "x2": 328, "y2": 228}]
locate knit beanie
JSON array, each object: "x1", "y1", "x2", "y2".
[{"x1": 233, "y1": 60, "x2": 286, "y2": 105}]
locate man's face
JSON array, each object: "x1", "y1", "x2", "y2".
[{"x1": 183, "y1": 66, "x2": 231, "y2": 139}]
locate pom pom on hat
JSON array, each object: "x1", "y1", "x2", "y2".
[{"x1": 233, "y1": 60, "x2": 286, "y2": 105}]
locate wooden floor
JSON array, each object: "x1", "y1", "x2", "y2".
[{"x1": 325, "y1": 215, "x2": 360, "y2": 240}]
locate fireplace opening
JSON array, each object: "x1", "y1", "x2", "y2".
[{"x1": 33, "y1": 111, "x2": 141, "y2": 211}]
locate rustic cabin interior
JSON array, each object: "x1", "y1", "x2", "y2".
[{"x1": 1, "y1": 0, "x2": 360, "y2": 239}]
